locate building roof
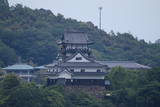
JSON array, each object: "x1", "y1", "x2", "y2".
[
  {"x1": 42, "y1": 69, "x2": 107, "y2": 77},
  {"x1": 58, "y1": 62, "x2": 105, "y2": 68},
  {"x1": 97, "y1": 61, "x2": 151, "y2": 69},
  {"x1": 45, "y1": 61, "x2": 59, "y2": 67},
  {"x1": 3, "y1": 64, "x2": 34, "y2": 70},
  {"x1": 34, "y1": 66, "x2": 47, "y2": 70},
  {"x1": 63, "y1": 31, "x2": 92, "y2": 44},
  {"x1": 72, "y1": 72, "x2": 107, "y2": 76}
]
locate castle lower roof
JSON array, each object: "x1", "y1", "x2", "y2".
[
  {"x1": 58, "y1": 62, "x2": 105, "y2": 68},
  {"x1": 3, "y1": 64, "x2": 34, "y2": 70},
  {"x1": 97, "y1": 61, "x2": 151, "y2": 69},
  {"x1": 73, "y1": 72, "x2": 107, "y2": 76}
]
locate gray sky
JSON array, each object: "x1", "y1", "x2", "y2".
[{"x1": 9, "y1": 0, "x2": 160, "y2": 42}]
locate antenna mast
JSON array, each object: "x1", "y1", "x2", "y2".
[{"x1": 99, "y1": 6, "x2": 103, "y2": 30}]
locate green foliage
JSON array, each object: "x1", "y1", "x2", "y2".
[
  {"x1": 64, "y1": 90, "x2": 102, "y2": 107},
  {"x1": 0, "y1": 0, "x2": 9, "y2": 19},
  {"x1": 5, "y1": 84, "x2": 47, "y2": 107},
  {"x1": 0, "y1": 0, "x2": 159, "y2": 67},
  {"x1": 46, "y1": 89, "x2": 65, "y2": 107},
  {"x1": 1, "y1": 74, "x2": 20, "y2": 90},
  {"x1": 136, "y1": 81, "x2": 160, "y2": 107},
  {"x1": 0, "y1": 40, "x2": 18, "y2": 66},
  {"x1": 0, "y1": 74, "x2": 20, "y2": 107},
  {"x1": 106, "y1": 67, "x2": 140, "y2": 90},
  {"x1": 147, "y1": 67, "x2": 160, "y2": 82},
  {"x1": 0, "y1": 75, "x2": 65, "y2": 107},
  {"x1": 0, "y1": 68, "x2": 160, "y2": 107},
  {"x1": 105, "y1": 67, "x2": 160, "y2": 107},
  {"x1": 0, "y1": 1, "x2": 159, "y2": 107}
]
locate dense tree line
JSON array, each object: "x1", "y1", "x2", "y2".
[
  {"x1": 105, "y1": 67, "x2": 160, "y2": 107},
  {"x1": 0, "y1": 1, "x2": 159, "y2": 107},
  {"x1": 0, "y1": 0, "x2": 160, "y2": 67},
  {"x1": 0, "y1": 67, "x2": 160, "y2": 107},
  {"x1": 0, "y1": 74, "x2": 65, "y2": 107}
]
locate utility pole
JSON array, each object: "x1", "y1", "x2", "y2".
[{"x1": 99, "y1": 7, "x2": 103, "y2": 30}]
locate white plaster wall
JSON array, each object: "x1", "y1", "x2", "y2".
[
  {"x1": 66, "y1": 45, "x2": 87, "y2": 49},
  {"x1": 58, "y1": 72, "x2": 71, "y2": 79},
  {"x1": 72, "y1": 76, "x2": 105, "y2": 79},
  {"x1": 71, "y1": 68, "x2": 103, "y2": 72}
]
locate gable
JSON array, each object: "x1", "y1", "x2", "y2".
[
  {"x1": 67, "y1": 53, "x2": 90, "y2": 62},
  {"x1": 58, "y1": 69, "x2": 72, "y2": 79}
]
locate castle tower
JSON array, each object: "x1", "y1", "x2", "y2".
[{"x1": 58, "y1": 31, "x2": 93, "y2": 60}]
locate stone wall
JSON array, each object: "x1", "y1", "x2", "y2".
[{"x1": 64, "y1": 85, "x2": 106, "y2": 98}]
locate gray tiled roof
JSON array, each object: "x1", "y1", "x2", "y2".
[
  {"x1": 73, "y1": 72, "x2": 107, "y2": 76},
  {"x1": 58, "y1": 62, "x2": 105, "y2": 68},
  {"x1": 63, "y1": 32, "x2": 92, "y2": 44},
  {"x1": 42, "y1": 69, "x2": 107, "y2": 76},
  {"x1": 3, "y1": 64, "x2": 34, "y2": 70},
  {"x1": 34, "y1": 66, "x2": 47, "y2": 70},
  {"x1": 45, "y1": 61, "x2": 58, "y2": 67},
  {"x1": 97, "y1": 61, "x2": 151, "y2": 69}
]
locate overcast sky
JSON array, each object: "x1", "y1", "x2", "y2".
[{"x1": 8, "y1": 0, "x2": 160, "y2": 42}]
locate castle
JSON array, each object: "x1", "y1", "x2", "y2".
[
  {"x1": 3, "y1": 31, "x2": 150, "y2": 85},
  {"x1": 45, "y1": 31, "x2": 108, "y2": 86}
]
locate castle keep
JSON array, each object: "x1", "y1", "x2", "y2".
[
  {"x1": 3, "y1": 31, "x2": 150, "y2": 85},
  {"x1": 45, "y1": 31, "x2": 108, "y2": 86}
]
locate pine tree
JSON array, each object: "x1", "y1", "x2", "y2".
[{"x1": 0, "y1": 0, "x2": 9, "y2": 19}]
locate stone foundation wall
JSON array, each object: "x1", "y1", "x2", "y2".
[{"x1": 64, "y1": 85, "x2": 106, "y2": 98}]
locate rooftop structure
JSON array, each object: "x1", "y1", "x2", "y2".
[
  {"x1": 46, "y1": 52, "x2": 108, "y2": 86},
  {"x1": 45, "y1": 31, "x2": 108, "y2": 86},
  {"x1": 58, "y1": 31, "x2": 93, "y2": 59},
  {"x1": 44, "y1": 31, "x2": 151, "y2": 86},
  {"x1": 2, "y1": 31, "x2": 151, "y2": 86},
  {"x1": 59, "y1": 31, "x2": 93, "y2": 45},
  {"x1": 3, "y1": 64, "x2": 35, "y2": 82},
  {"x1": 97, "y1": 61, "x2": 151, "y2": 69},
  {"x1": 3, "y1": 64, "x2": 34, "y2": 70}
]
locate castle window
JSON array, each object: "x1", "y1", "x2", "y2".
[
  {"x1": 97, "y1": 69, "x2": 101, "y2": 72},
  {"x1": 81, "y1": 69, "x2": 85, "y2": 72},
  {"x1": 70, "y1": 69, "x2": 74, "y2": 72},
  {"x1": 76, "y1": 57, "x2": 82, "y2": 60}
]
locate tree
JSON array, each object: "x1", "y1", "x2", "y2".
[
  {"x1": 0, "y1": 74, "x2": 20, "y2": 107},
  {"x1": 136, "y1": 81, "x2": 160, "y2": 107},
  {"x1": 1, "y1": 74, "x2": 20, "y2": 91},
  {"x1": 46, "y1": 89, "x2": 65, "y2": 107},
  {"x1": 0, "y1": 41, "x2": 18, "y2": 66},
  {"x1": 0, "y1": 0, "x2": 9, "y2": 19},
  {"x1": 107, "y1": 67, "x2": 138, "y2": 90},
  {"x1": 3, "y1": 83, "x2": 48, "y2": 107},
  {"x1": 0, "y1": 79, "x2": 65, "y2": 107}
]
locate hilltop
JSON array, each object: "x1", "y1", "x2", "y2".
[{"x1": 0, "y1": 0, "x2": 160, "y2": 67}]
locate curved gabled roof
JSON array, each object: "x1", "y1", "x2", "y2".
[
  {"x1": 63, "y1": 31, "x2": 93, "y2": 44},
  {"x1": 58, "y1": 62, "x2": 105, "y2": 68},
  {"x1": 97, "y1": 61, "x2": 151, "y2": 69},
  {"x1": 34, "y1": 66, "x2": 47, "y2": 70},
  {"x1": 3, "y1": 64, "x2": 34, "y2": 70},
  {"x1": 64, "y1": 52, "x2": 95, "y2": 62},
  {"x1": 72, "y1": 72, "x2": 107, "y2": 76}
]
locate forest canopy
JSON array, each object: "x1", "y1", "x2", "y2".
[
  {"x1": 0, "y1": 67, "x2": 160, "y2": 107},
  {"x1": 0, "y1": 0, "x2": 160, "y2": 67}
]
